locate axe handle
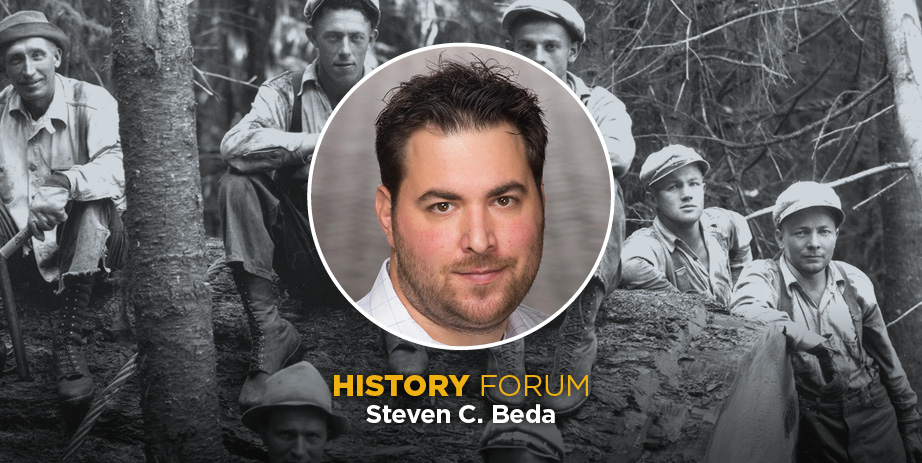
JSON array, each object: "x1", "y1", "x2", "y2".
[
  {"x1": 0, "y1": 228, "x2": 31, "y2": 260},
  {"x1": 0, "y1": 257, "x2": 29, "y2": 381}
]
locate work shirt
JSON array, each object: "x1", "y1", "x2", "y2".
[
  {"x1": 357, "y1": 259, "x2": 548, "y2": 346},
  {"x1": 220, "y1": 59, "x2": 375, "y2": 174},
  {"x1": 620, "y1": 207, "x2": 752, "y2": 306},
  {"x1": 0, "y1": 74, "x2": 124, "y2": 281},
  {"x1": 567, "y1": 72, "x2": 635, "y2": 177},
  {"x1": 730, "y1": 258, "x2": 920, "y2": 422}
]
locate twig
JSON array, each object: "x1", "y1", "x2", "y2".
[
  {"x1": 634, "y1": 0, "x2": 835, "y2": 50},
  {"x1": 793, "y1": 0, "x2": 863, "y2": 50},
  {"x1": 852, "y1": 174, "x2": 908, "y2": 210},
  {"x1": 744, "y1": 162, "x2": 912, "y2": 220},
  {"x1": 196, "y1": 70, "x2": 260, "y2": 89},
  {"x1": 887, "y1": 300, "x2": 922, "y2": 328}
]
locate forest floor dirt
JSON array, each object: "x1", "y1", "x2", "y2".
[{"x1": 0, "y1": 239, "x2": 766, "y2": 463}]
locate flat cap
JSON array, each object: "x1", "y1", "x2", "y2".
[
  {"x1": 479, "y1": 421, "x2": 564, "y2": 461},
  {"x1": 773, "y1": 181, "x2": 844, "y2": 228},
  {"x1": 0, "y1": 11, "x2": 69, "y2": 53},
  {"x1": 303, "y1": 0, "x2": 380, "y2": 27},
  {"x1": 241, "y1": 361, "x2": 350, "y2": 439},
  {"x1": 639, "y1": 145, "x2": 710, "y2": 189},
  {"x1": 502, "y1": 0, "x2": 586, "y2": 44}
]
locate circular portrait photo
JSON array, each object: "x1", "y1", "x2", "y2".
[{"x1": 309, "y1": 43, "x2": 613, "y2": 349}]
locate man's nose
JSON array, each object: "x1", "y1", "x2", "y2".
[
  {"x1": 23, "y1": 57, "x2": 37, "y2": 76},
  {"x1": 336, "y1": 37, "x2": 352, "y2": 57},
  {"x1": 290, "y1": 436, "x2": 309, "y2": 461},
  {"x1": 534, "y1": 47, "x2": 549, "y2": 66},
  {"x1": 461, "y1": 206, "x2": 496, "y2": 254},
  {"x1": 807, "y1": 232, "x2": 821, "y2": 248}
]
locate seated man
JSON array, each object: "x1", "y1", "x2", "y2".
[
  {"x1": 621, "y1": 144, "x2": 752, "y2": 307},
  {"x1": 219, "y1": 0, "x2": 380, "y2": 410},
  {"x1": 361, "y1": 58, "x2": 549, "y2": 347},
  {"x1": 241, "y1": 361, "x2": 350, "y2": 463},
  {"x1": 479, "y1": 421, "x2": 564, "y2": 463},
  {"x1": 0, "y1": 11, "x2": 126, "y2": 419},
  {"x1": 730, "y1": 182, "x2": 922, "y2": 462}
]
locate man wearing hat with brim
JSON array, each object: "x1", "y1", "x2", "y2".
[
  {"x1": 242, "y1": 361, "x2": 349, "y2": 463},
  {"x1": 0, "y1": 10, "x2": 126, "y2": 420},
  {"x1": 730, "y1": 181, "x2": 922, "y2": 462},
  {"x1": 479, "y1": 420, "x2": 564, "y2": 463},
  {"x1": 620, "y1": 144, "x2": 752, "y2": 307},
  {"x1": 479, "y1": 0, "x2": 636, "y2": 415},
  {"x1": 218, "y1": 0, "x2": 379, "y2": 411}
]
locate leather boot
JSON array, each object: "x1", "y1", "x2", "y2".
[
  {"x1": 484, "y1": 339, "x2": 526, "y2": 407},
  {"x1": 233, "y1": 269, "x2": 303, "y2": 411},
  {"x1": 540, "y1": 281, "x2": 604, "y2": 415},
  {"x1": 383, "y1": 332, "x2": 427, "y2": 376},
  {"x1": 53, "y1": 275, "x2": 96, "y2": 413}
]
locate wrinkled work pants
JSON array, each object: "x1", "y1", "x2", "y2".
[
  {"x1": 592, "y1": 181, "x2": 625, "y2": 294},
  {"x1": 0, "y1": 199, "x2": 125, "y2": 285},
  {"x1": 796, "y1": 377, "x2": 906, "y2": 462},
  {"x1": 218, "y1": 171, "x2": 336, "y2": 300}
]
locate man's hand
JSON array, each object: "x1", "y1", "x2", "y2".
[
  {"x1": 28, "y1": 186, "x2": 69, "y2": 241},
  {"x1": 900, "y1": 420, "x2": 922, "y2": 463},
  {"x1": 806, "y1": 340, "x2": 849, "y2": 399}
]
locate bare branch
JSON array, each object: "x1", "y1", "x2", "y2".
[{"x1": 852, "y1": 174, "x2": 908, "y2": 210}]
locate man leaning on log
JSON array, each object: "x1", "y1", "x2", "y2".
[
  {"x1": 0, "y1": 11, "x2": 127, "y2": 423},
  {"x1": 218, "y1": 0, "x2": 380, "y2": 411},
  {"x1": 730, "y1": 181, "x2": 922, "y2": 462},
  {"x1": 620, "y1": 144, "x2": 753, "y2": 307}
]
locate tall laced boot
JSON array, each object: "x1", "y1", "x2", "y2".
[
  {"x1": 233, "y1": 269, "x2": 303, "y2": 411},
  {"x1": 540, "y1": 281, "x2": 604, "y2": 415},
  {"x1": 53, "y1": 274, "x2": 96, "y2": 426},
  {"x1": 484, "y1": 339, "x2": 526, "y2": 407},
  {"x1": 383, "y1": 332, "x2": 428, "y2": 376}
]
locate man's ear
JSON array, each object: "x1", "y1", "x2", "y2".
[
  {"x1": 375, "y1": 185, "x2": 395, "y2": 248},
  {"x1": 645, "y1": 189, "x2": 656, "y2": 209},
  {"x1": 369, "y1": 28, "x2": 379, "y2": 45},
  {"x1": 53, "y1": 46, "x2": 62, "y2": 69},
  {"x1": 775, "y1": 228, "x2": 784, "y2": 249},
  {"x1": 568, "y1": 41, "x2": 581, "y2": 65}
]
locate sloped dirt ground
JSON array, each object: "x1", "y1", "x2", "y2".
[{"x1": 0, "y1": 239, "x2": 768, "y2": 463}]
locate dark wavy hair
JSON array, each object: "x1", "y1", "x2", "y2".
[
  {"x1": 311, "y1": 0, "x2": 377, "y2": 27},
  {"x1": 374, "y1": 56, "x2": 548, "y2": 204}
]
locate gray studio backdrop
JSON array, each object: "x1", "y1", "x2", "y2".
[{"x1": 310, "y1": 44, "x2": 611, "y2": 315}]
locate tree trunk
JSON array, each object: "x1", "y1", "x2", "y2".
[
  {"x1": 876, "y1": 95, "x2": 922, "y2": 391},
  {"x1": 878, "y1": 0, "x2": 922, "y2": 201},
  {"x1": 110, "y1": 0, "x2": 226, "y2": 461}
]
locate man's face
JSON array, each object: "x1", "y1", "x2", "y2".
[
  {"x1": 509, "y1": 19, "x2": 578, "y2": 81},
  {"x1": 649, "y1": 164, "x2": 706, "y2": 229},
  {"x1": 261, "y1": 406, "x2": 329, "y2": 463},
  {"x1": 3, "y1": 37, "x2": 61, "y2": 114},
  {"x1": 776, "y1": 208, "x2": 838, "y2": 276},
  {"x1": 376, "y1": 123, "x2": 545, "y2": 339},
  {"x1": 308, "y1": 9, "x2": 376, "y2": 89}
]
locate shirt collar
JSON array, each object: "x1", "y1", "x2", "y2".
[
  {"x1": 779, "y1": 255, "x2": 844, "y2": 292},
  {"x1": 566, "y1": 71, "x2": 591, "y2": 99},
  {"x1": 298, "y1": 58, "x2": 375, "y2": 97}
]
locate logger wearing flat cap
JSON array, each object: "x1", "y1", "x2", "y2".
[
  {"x1": 471, "y1": 0, "x2": 637, "y2": 415},
  {"x1": 731, "y1": 181, "x2": 922, "y2": 462},
  {"x1": 241, "y1": 361, "x2": 349, "y2": 463},
  {"x1": 218, "y1": 0, "x2": 379, "y2": 412},
  {"x1": 0, "y1": 10, "x2": 127, "y2": 420},
  {"x1": 620, "y1": 144, "x2": 753, "y2": 307}
]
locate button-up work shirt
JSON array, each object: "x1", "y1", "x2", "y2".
[
  {"x1": 220, "y1": 59, "x2": 374, "y2": 174},
  {"x1": 620, "y1": 207, "x2": 753, "y2": 306},
  {"x1": 0, "y1": 74, "x2": 124, "y2": 280},
  {"x1": 730, "y1": 258, "x2": 919, "y2": 422},
  {"x1": 357, "y1": 259, "x2": 548, "y2": 346},
  {"x1": 567, "y1": 72, "x2": 635, "y2": 177}
]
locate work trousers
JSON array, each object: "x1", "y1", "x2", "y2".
[
  {"x1": 218, "y1": 170, "x2": 337, "y2": 302},
  {"x1": 591, "y1": 181, "x2": 625, "y2": 294},
  {"x1": 796, "y1": 376, "x2": 906, "y2": 462},
  {"x1": 0, "y1": 199, "x2": 125, "y2": 287}
]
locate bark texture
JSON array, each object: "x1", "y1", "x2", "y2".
[
  {"x1": 110, "y1": 0, "x2": 226, "y2": 461},
  {"x1": 878, "y1": 0, "x2": 922, "y2": 200}
]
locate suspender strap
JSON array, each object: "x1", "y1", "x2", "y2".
[
  {"x1": 774, "y1": 259, "x2": 794, "y2": 318},
  {"x1": 289, "y1": 69, "x2": 305, "y2": 133}
]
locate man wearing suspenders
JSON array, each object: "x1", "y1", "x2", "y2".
[
  {"x1": 218, "y1": 0, "x2": 379, "y2": 411},
  {"x1": 731, "y1": 181, "x2": 922, "y2": 461}
]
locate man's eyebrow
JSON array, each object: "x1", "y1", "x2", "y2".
[
  {"x1": 487, "y1": 181, "x2": 528, "y2": 198},
  {"x1": 416, "y1": 189, "x2": 462, "y2": 204}
]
